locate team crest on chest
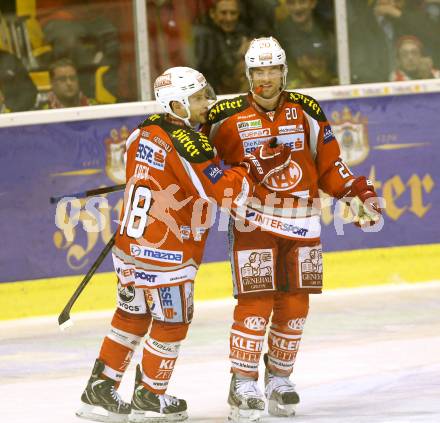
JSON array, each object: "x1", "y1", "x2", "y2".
[{"x1": 263, "y1": 160, "x2": 302, "y2": 192}]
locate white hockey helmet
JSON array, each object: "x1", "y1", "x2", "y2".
[
  {"x1": 154, "y1": 66, "x2": 214, "y2": 127},
  {"x1": 245, "y1": 37, "x2": 288, "y2": 93}
]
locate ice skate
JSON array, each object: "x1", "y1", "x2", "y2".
[
  {"x1": 76, "y1": 359, "x2": 131, "y2": 423},
  {"x1": 264, "y1": 353, "x2": 300, "y2": 417},
  {"x1": 227, "y1": 373, "x2": 265, "y2": 423},
  {"x1": 128, "y1": 365, "x2": 187, "y2": 422}
]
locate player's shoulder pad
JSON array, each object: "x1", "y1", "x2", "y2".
[
  {"x1": 168, "y1": 127, "x2": 215, "y2": 163},
  {"x1": 208, "y1": 95, "x2": 249, "y2": 124},
  {"x1": 137, "y1": 114, "x2": 215, "y2": 163},
  {"x1": 137, "y1": 113, "x2": 164, "y2": 129},
  {"x1": 286, "y1": 91, "x2": 327, "y2": 122}
]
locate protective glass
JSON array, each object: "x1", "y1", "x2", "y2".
[{"x1": 188, "y1": 84, "x2": 217, "y2": 106}]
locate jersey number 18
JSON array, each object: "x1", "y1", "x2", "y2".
[{"x1": 119, "y1": 185, "x2": 152, "y2": 238}]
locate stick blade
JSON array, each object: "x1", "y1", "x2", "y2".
[
  {"x1": 59, "y1": 318, "x2": 74, "y2": 331},
  {"x1": 58, "y1": 310, "x2": 73, "y2": 331}
]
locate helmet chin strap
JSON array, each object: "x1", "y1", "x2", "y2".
[
  {"x1": 252, "y1": 88, "x2": 282, "y2": 106},
  {"x1": 169, "y1": 101, "x2": 194, "y2": 128},
  {"x1": 249, "y1": 72, "x2": 286, "y2": 110},
  {"x1": 251, "y1": 84, "x2": 283, "y2": 110},
  {"x1": 181, "y1": 102, "x2": 194, "y2": 127}
]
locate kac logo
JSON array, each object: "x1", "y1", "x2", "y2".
[
  {"x1": 263, "y1": 160, "x2": 302, "y2": 192},
  {"x1": 323, "y1": 125, "x2": 335, "y2": 144},
  {"x1": 244, "y1": 316, "x2": 267, "y2": 331},
  {"x1": 203, "y1": 164, "x2": 224, "y2": 184}
]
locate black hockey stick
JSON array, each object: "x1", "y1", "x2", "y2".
[
  {"x1": 58, "y1": 232, "x2": 117, "y2": 330},
  {"x1": 50, "y1": 184, "x2": 126, "y2": 204}
]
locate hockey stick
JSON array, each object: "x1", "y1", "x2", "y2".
[
  {"x1": 58, "y1": 232, "x2": 117, "y2": 330},
  {"x1": 50, "y1": 184, "x2": 126, "y2": 204}
]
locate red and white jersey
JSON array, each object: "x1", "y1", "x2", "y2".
[
  {"x1": 206, "y1": 91, "x2": 355, "y2": 241},
  {"x1": 113, "y1": 113, "x2": 251, "y2": 289}
]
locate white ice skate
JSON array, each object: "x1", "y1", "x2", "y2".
[
  {"x1": 264, "y1": 355, "x2": 300, "y2": 417},
  {"x1": 227, "y1": 373, "x2": 265, "y2": 423}
]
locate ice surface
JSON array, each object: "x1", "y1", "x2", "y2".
[{"x1": 1, "y1": 282, "x2": 439, "y2": 423}]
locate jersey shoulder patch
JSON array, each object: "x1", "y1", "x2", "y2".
[
  {"x1": 286, "y1": 91, "x2": 327, "y2": 122},
  {"x1": 168, "y1": 127, "x2": 215, "y2": 163},
  {"x1": 208, "y1": 95, "x2": 249, "y2": 124}
]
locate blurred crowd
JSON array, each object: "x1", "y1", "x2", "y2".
[{"x1": 1, "y1": 0, "x2": 439, "y2": 113}]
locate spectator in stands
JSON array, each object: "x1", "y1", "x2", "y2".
[
  {"x1": 349, "y1": 0, "x2": 432, "y2": 83},
  {"x1": 40, "y1": 58, "x2": 97, "y2": 108},
  {"x1": 422, "y1": 0, "x2": 440, "y2": 67},
  {"x1": 146, "y1": 0, "x2": 202, "y2": 83},
  {"x1": 0, "y1": 83, "x2": 11, "y2": 113},
  {"x1": 0, "y1": 49, "x2": 37, "y2": 112},
  {"x1": 390, "y1": 35, "x2": 440, "y2": 81},
  {"x1": 37, "y1": 1, "x2": 119, "y2": 99},
  {"x1": 314, "y1": 0, "x2": 335, "y2": 31},
  {"x1": 238, "y1": 0, "x2": 277, "y2": 37},
  {"x1": 287, "y1": 38, "x2": 338, "y2": 88},
  {"x1": 194, "y1": 0, "x2": 250, "y2": 94},
  {"x1": 274, "y1": 0, "x2": 336, "y2": 84}
]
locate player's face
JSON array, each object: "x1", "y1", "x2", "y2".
[
  {"x1": 188, "y1": 86, "x2": 214, "y2": 125},
  {"x1": 52, "y1": 66, "x2": 80, "y2": 101},
  {"x1": 250, "y1": 66, "x2": 283, "y2": 99}
]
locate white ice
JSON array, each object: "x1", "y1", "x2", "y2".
[{"x1": 1, "y1": 281, "x2": 440, "y2": 423}]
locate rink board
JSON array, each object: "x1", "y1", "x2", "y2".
[
  {"x1": 0, "y1": 243, "x2": 439, "y2": 320},
  {"x1": 0, "y1": 91, "x2": 439, "y2": 285},
  {"x1": 1, "y1": 89, "x2": 439, "y2": 321}
]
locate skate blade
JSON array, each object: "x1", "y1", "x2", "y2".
[
  {"x1": 128, "y1": 409, "x2": 188, "y2": 422},
  {"x1": 228, "y1": 406, "x2": 261, "y2": 423},
  {"x1": 76, "y1": 402, "x2": 128, "y2": 423},
  {"x1": 268, "y1": 399, "x2": 296, "y2": 417}
]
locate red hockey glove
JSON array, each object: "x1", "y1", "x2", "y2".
[
  {"x1": 241, "y1": 137, "x2": 291, "y2": 184},
  {"x1": 344, "y1": 176, "x2": 382, "y2": 227}
]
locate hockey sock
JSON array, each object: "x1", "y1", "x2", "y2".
[
  {"x1": 99, "y1": 309, "x2": 151, "y2": 385},
  {"x1": 140, "y1": 321, "x2": 189, "y2": 394}
]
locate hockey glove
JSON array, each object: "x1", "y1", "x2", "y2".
[
  {"x1": 343, "y1": 176, "x2": 382, "y2": 227},
  {"x1": 241, "y1": 138, "x2": 291, "y2": 184}
]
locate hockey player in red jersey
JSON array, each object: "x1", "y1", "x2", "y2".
[
  {"x1": 76, "y1": 66, "x2": 291, "y2": 423},
  {"x1": 205, "y1": 37, "x2": 382, "y2": 421}
]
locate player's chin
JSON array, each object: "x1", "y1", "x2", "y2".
[
  {"x1": 262, "y1": 89, "x2": 277, "y2": 99},
  {"x1": 198, "y1": 112, "x2": 208, "y2": 124}
]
